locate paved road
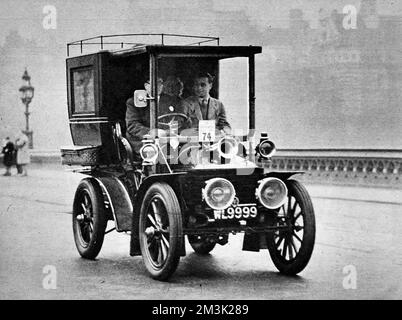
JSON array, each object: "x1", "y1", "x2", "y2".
[{"x1": 0, "y1": 165, "x2": 401, "y2": 299}]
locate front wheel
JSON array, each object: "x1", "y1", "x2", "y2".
[
  {"x1": 139, "y1": 182, "x2": 183, "y2": 281},
  {"x1": 266, "y1": 179, "x2": 316, "y2": 275},
  {"x1": 72, "y1": 180, "x2": 107, "y2": 259}
]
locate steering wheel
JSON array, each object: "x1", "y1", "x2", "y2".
[{"x1": 158, "y1": 113, "x2": 189, "y2": 129}]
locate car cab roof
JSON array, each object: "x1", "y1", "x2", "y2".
[{"x1": 108, "y1": 44, "x2": 262, "y2": 59}]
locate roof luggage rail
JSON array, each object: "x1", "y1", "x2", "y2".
[{"x1": 67, "y1": 33, "x2": 220, "y2": 56}]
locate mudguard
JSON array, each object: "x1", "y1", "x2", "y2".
[
  {"x1": 84, "y1": 176, "x2": 133, "y2": 232},
  {"x1": 263, "y1": 170, "x2": 304, "y2": 181}
]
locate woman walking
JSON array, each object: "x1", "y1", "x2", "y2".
[
  {"x1": 2, "y1": 137, "x2": 15, "y2": 176},
  {"x1": 15, "y1": 131, "x2": 30, "y2": 176}
]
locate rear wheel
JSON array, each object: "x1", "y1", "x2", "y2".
[
  {"x1": 139, "y1": 182, "x2": 183, "y2": 281},
  {"x1": 72, "y1": 180, "x2": 107, "y2": 259},
  {"x1": 188, "y1": 235, "x2": 216, "y2": 254},
  {"x1": 266, "y1": 179, "x2": 315, "y2": 275}
]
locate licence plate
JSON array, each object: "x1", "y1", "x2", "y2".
[{"x1": 213, "y1": 204, "x2": 258, "y2": 220}]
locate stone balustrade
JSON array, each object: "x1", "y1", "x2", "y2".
[{"x1": 265, "y1": 149, "x2": 402, "y2": 188}]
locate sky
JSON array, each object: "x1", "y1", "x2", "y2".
[{"x1": 1, "y1": 0, "x2": 402, "y2": 46}]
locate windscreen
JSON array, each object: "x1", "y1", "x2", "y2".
[
  {"x1": 156, "y1": 56, "x2": 250, "y2": 138},
  {"x1": 219, "y1": 57, "x2": 250, "y2": 136}
]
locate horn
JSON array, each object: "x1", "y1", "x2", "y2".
[
  {"x1": 217, "y1": 136, "x2": 239, "y2": 159},
  {"x1": 204, "y1": 136, "x2": 239, "y2": 159}
]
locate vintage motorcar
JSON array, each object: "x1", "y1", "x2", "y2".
[{"x1": 61, "y1": 34, "x2": 315, "y2": 281}]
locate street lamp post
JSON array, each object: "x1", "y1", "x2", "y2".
[{"x1": 19, "y1": 69, "x2": 35, "y2": 149}]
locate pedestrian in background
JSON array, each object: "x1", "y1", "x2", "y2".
[
  {"x1": 2, "y1": 137, "x2": 15, "y2": 176},
  {"x1": 15, "y1": 131, "x2": 30, "y2": 176}
]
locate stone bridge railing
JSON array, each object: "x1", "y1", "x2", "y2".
[
  {"x1": 265, "y1": 149, "x2": 402, "y2": 188},
  {"x1": 1, "y1": 149, "x2": 401, "y2": 188}
]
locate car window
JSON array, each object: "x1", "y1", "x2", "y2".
[{"x1": 72, "y1": 68, "x2": 95, "y2": 114}]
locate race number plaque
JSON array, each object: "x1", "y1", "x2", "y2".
[{"x1": 198, "y1": 120, "x2": 215, "y2": 142}]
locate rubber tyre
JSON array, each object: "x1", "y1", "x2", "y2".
[
  {"x1": 266, "y1": 179, "x2": 315, "y2": 275},
  {"x1": 72, "y1": 180, "x2": 107, "y2": 260},
  {"x1": 139, "y1": 182, "x2": 183, "y2": 281}
]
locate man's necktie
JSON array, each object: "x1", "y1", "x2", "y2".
[{"x1": 200, "y1": 99, "x2": 208, "y2": 120}]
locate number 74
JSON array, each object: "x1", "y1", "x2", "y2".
[{"x1": 202, "y1": 132, "x2": 212, "y2": 141}]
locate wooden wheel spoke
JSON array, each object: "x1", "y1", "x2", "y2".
[
  {"x1": 151, "y1": 200, "x2": 158, "y2": 214},
  {"x1": 161, "y1": 234, "x2": 170, "y2": 249},
  {"x1": 291, "y1": 200, "x2": 298, "y2": 214},
  {"x1": 148, "y1": 236, "x2": 156, "y2": 247},
  {"x1": 160, "y1": 239, "x2": 168, "y2": 259},
  {"x1": 151, "y1": 201, "x2": 163, "y2": 228},
  {"x1": 292, "y1": 231, "x2": 303, "y2": 243},
  {"x1": 82, "y1": 223, "x2": 91, "y2": 241},
  {"x1": 287, "y1": 196, "x2": 292, "y2": 214},
  {"x1": 81, "y1": 203, "x2": 87, "y2": 213},
  {"x1": 157, "y1": 241, "x2": 164, "y2": 264},
  {"x1": 275, "y1": 231, "x2": 285, "y2": 246},
  {"x1": 289, "y1": 237, "x2": 298, "y2": 255},
  {"x1": 147, "y1": 236, "x2": 154, "y2": 245},
  {"x1": 293, "y1": 210, "x2": 302, "y2": 222},
  {"x1": 83, "y1": 195, "x2": 89, "y2": 206},
  {"x1": 148, "y1": 238, "x2": 158, "y2": 260},
  {"x1": 83, "y1": 196, "x2": 92, "y2": 214},
  {"x1": 276, "y1": 236, "x2": 285, "y2": 249},
  {"x1": 288, "y1": 237, "x2": 294, "y2": 260},
  {"x1": 282, "y1": 237, "x2": 288, "y2": 258},
  {"x1": 160, "y1": 227, "x2": 169, "y2": 234},
  {"x1": 147, "y1": 214, "x2": 158, "y2": 228},
  {"x1": 88, "y1": 221, "x2": 94, "y2": 233},
  {"x1": 294, "y1": 224, "x2": 304, "y2": 232}
]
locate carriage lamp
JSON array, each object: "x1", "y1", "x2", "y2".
[
  {"x1": 256, "y1": 139, "x2": 276, "y2": 159},
  {"x1": 19, "y1": 69, "x2": 35, "y2": 148},
  {"x1": 256, "y1": 177, "x2": 287, "y2": 209},
  {"x1": 202, "y1": 178, "x2": 236, "y2": 210},
  {"x1": 140, "y1": 143, "x2": 158, "y2": 164}
]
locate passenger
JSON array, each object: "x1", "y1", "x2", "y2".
[
  {"x1": 164, "y1": 76, "x2": 184, "y2": 99},
  {"x1": 182, "y1": 72, "x2": 231, "y2": 136}
]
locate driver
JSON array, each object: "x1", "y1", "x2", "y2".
[{"x1": 125, "y1": 77, "x2": 188, "y2": 156}]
